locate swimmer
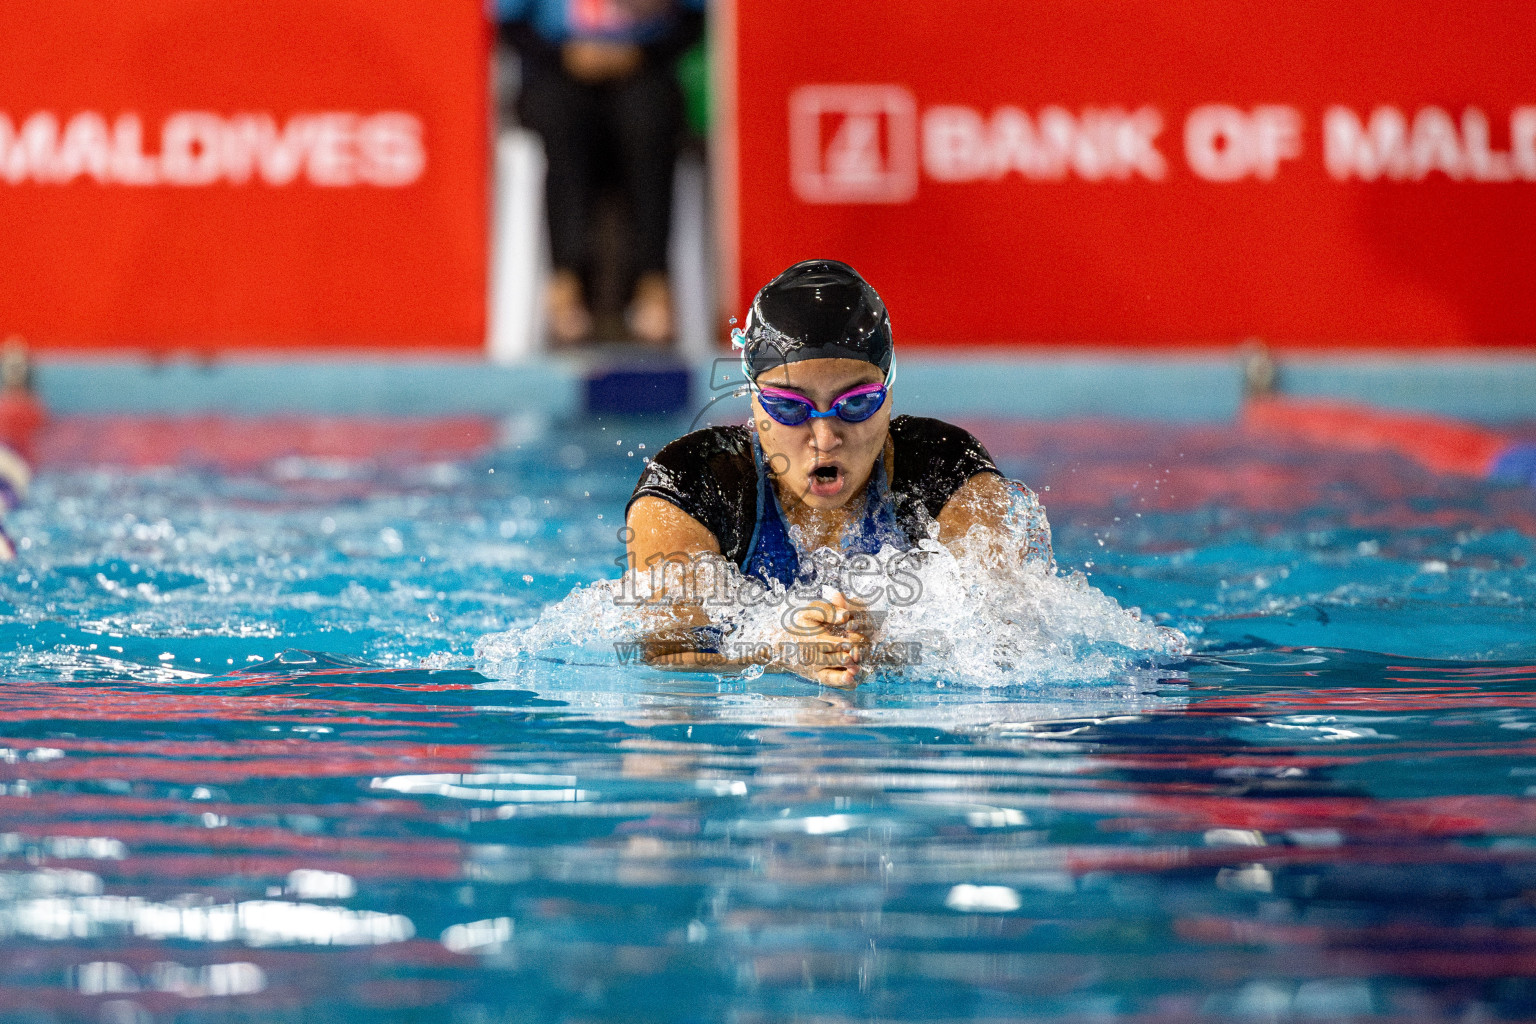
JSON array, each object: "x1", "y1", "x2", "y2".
[{"x1": 625, "y1": 260, "x2": 1047, "y2": 689}]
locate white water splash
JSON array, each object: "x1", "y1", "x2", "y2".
[{"x1": 475, "y1": 484, "x2": 1186, "y2": 687}]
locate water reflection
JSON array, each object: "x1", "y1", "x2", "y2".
[{"x1": 0, "y1": 648, "x2": 1534, "y2": 1020}]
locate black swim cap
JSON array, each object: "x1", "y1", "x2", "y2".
[{"x1": 737, "y1": 260, "x2": 893, "y2": 379}]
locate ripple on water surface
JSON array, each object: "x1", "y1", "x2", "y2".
[{"x1": 0, "y1": 416, "x2": 1534, "y2": 1021}]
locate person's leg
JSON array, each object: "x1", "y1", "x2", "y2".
[
  {"x1": 517, "y1": 62, "x2": 602, "y2": 344},
  {"x1": 608, "y1": 63, "x2": 684, "y2": 345}
]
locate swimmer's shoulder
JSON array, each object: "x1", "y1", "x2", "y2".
[
  {"x1": 888, "y1": 415, "x2": 1002, "y2": 520},
  {"x1": 628, "y1": 425, "x2": 757, "y2": 561},
  {"x1": 889, "y1": 415, "x2": 1000, "y2": 475},
  {"x1": 638, "y1": 425, "x2": 754, "y2": 484}
]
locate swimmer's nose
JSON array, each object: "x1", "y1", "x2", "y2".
[{"x1": 808, "y1": 416, "x2": 842, "y2": 452}]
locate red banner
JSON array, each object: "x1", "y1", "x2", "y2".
[
  {"x1": 0, "y1": 1, "x2": 488, "y2": 352},
  {"x1": 726, "y1": 2, "x2": 1536, "y2": 347}
]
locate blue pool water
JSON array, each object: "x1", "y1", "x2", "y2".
[{"x1": 2, "y1": 414, "x2": 1536, "y2": 1022}]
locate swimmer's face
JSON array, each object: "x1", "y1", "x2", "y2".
[{"x1": 751, "y1": 357, "x2": 891, "y2": 511}]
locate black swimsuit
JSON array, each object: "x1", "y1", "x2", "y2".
[{"x1": 628, "y1": 415, "x2": 1000, "y2": 584}]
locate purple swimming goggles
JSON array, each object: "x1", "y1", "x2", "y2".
[
  {"x1": 731, "y1": 324, "x2": 896, "y2": 427},
  {"x1": 752, "y1": 379, "x2": 889, "y2": 427}
]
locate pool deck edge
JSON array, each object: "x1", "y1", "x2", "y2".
[{"x1": 32, "y1": 353, "x2": 1536, "y2": 423}]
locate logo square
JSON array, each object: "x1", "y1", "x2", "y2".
[{"x1": 789, "y1": 85, "x2": 918, "y2": 204}]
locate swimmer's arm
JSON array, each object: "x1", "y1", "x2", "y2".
[
  {"x1": 936, "y1": 471, "x2": 1055, "y2": 570},
  {"x1": 626, "y1": 495, "x2": 723, "y2": 568},
  {"x1": 935, "y1": 472, "x2": 1017, "y2": 544},
  {"x1": 625, "y1": 495, "x2": 720, "y2": 638},
  {"x1": 625, "y1": 497, "x2": 868, "y2": 688},
  {"x1": 626, "y1": 496, "x2": 748, "y2": 662}
]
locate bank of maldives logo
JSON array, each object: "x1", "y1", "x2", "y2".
[{"x1": 790, "y1": 85, "x2": 917, "y2": 204}]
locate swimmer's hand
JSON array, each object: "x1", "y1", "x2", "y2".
[{"x1": 777, "y1": 590, "x2": 870, "y2": 690}]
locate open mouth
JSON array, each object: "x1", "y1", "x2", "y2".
[{"x1": 808, "y1": 463, "x2": 844, "y2": 498}]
